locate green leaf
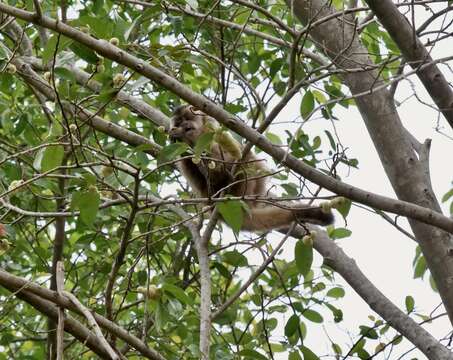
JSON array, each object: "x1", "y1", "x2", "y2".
[
  {"x1": 332, "y1": 343, "x2": 342, "y2": 355},
  {"x1": 442, "y1": 188, "x2": 453, "y2": 202},
  {"x1": 41, "y1": 145, "x2": 64, "y2": 172},
  {"x1": 405, "y1": 295, "x2": 415, "y2": 313},
  {"x1": 97, "y1": 89, "x2": 118, "y2": 102},
  {"x1": 281, "y1": 183, "x2": 298, "y2": 197},
  {"x1": 72, "y1": 189, "x2": 100, "y2": 226},
  {"x1": 83, "y1": 172, "x2": 97, "y2": 186},
  {"x1": 289, "y1": 351, "x2": 302, "y2": 360},
  {"x1": 413, "y1": 256, "x2": 427, "y2": 279},
  {"x1": 300, "y1": 90, "x2": 315, "y2": 120},
  {"x1": 70, "y1": 42, "x2": 99, "y2": 64},
  {"x1": 312, "y1": 136, "x2": 321, "y2": 149},
  {"x1": 247, "y1": 54, "x2": 260, "y2": 74},
  {"x1": 312, "y1": 89, "x2": 327, "y2": 104},
  {"x1": 157, "y1": 142, "x2": 189, "y2": 164},
  {"x1": 265, "y1": 132, "x2": 282, "y2": 145},
  {"x1": 238, "y1": 349, "x2": 268, "y2": 360},
  {"x1": 217, "y1": 200, "x2": 243, "y2": 234},
  {"x1": 295, "y1": 239, "x2": 313, "y2": 276},
  {"x1": 324, "y1": 130, "x2": 336, "y2": 150},
  {"x1": 269, "y1": 58, "x2": 284, "y2": 78},
  {"x1": 43, "y1": 35, "x2": 72, "y2": 64},
  {"x1": 132, "y1": 144, "x2": 154, "y2": 155},
  {"x1": 329, "y1": 228, "x2": 352, "y2": 240},
  {"x1": 351, "y1": 338, "x2": 366, "y2": 355},
  {"x1": 336, "y1": 198, "x2": 352, "y2": 219},
  {"x1": 194, "y1": 132, "x2": 214, "y2": 157},
  {"x1": 429, "y1": 274, "x2": 438, "y2": 293},
  {"x1": 54, "y1": 67, "x2": 76, "y2": 82},
  {"x1": 326, "y1": 303, "x2": 343, "y2": 323},
  {"x1": 302, "y1": 309, "x2": 323, "y2": 323},
  {"x1": 359, "y1": 325, "x2": 379, "y2": 339},
  {"x1": 222, "y1": 250, "x2": 248, "y2": 267},
  {"x1": 284, "y1": 314, "x2": 300, "y2": 337},
  {"x1": 326, "y1": 287, "x2": 345, "y2": 299},
  {"x1": 162, "y1": 283, "x2": 194, "y2": 305},
  {"x1": 213, "y1": 261, "x2": 232, "y2": 279},
  {"x1": 300, "y1": 345, "x2": 320, "y2": 360}
]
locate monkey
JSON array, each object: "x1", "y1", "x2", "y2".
[{"x1": 169, "y1": 104, "x2": 334, "y2": 231}]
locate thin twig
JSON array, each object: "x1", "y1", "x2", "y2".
[
  {"x1": 55, "y1": 261, "x2": 65, "y2": 360},
  {"x1": 32, "y1": 0, "x2": 42, "y2": 19}
]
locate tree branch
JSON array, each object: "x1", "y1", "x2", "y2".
[
  {"x1": 0, "y1": 268, "x2": 166, "y2": 360},
  {"x1": 64, "y1": 290, "x2": 120, "y2": 360}
]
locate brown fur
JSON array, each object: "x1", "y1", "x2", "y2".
[{"x1": 170, "y1": 105, "x2": 334, "y2": 231}]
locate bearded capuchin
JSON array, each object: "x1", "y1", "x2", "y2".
[{"x1": 169, "y1": 104, "x2": 334, "y2": 231}]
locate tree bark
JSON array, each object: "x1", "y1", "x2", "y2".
[{"x1": 364, "y1": 0, "x2": 453, "y2": 130}]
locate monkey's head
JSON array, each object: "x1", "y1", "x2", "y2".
[{"x1": 169, "y1": 105, "x2": 207, "y2": 145}]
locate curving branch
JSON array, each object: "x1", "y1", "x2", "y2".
[{"x1": 0, "y1": 268, "x2": 166, "y2": 360}]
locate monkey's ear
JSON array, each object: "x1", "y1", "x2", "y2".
[{"x1": 188, "y1": 105, "x2": 204, "y2": 115}]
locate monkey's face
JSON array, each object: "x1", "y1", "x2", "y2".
[{"x1": 169, "y1": 105, "x2": 205, "y2": 145}]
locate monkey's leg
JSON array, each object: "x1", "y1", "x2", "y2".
[{"x1": 241, "y1": 205, "x2": 333, "y2": 231}]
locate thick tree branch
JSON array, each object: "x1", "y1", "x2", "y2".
[
  {"x1": 364, "y1": 0, "x2": 453, "y2": 131},
  {"x1": 197, "y1": 211, "x2": 217, "y2": 360}
]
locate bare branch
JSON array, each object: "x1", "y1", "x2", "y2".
[{"x1": 64, "y1": 291, "x2": 120, "y2": 360}]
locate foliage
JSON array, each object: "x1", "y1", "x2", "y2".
[{"x1": 0, "y1": 0, "x2": 448, "y2": 359}]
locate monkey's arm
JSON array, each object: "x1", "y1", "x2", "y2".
[
  {"x1": 214, "y1": 131, "x2": 242, "y2": 160},
  {"x1": 177, "y1": 159, "x2": 208, "y2": 198},
  {"x1": 203, "y1": 119, "x2": 242, "y2": 160}
]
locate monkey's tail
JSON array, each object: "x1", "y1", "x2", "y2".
[
  {"x1": 294, "y1": 207, "x2": 334, "y2": 226},
  {"x1": 240, "y1": 204, "x2": 334, "y2": 231}
]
